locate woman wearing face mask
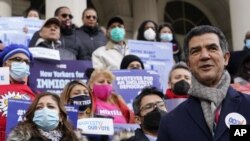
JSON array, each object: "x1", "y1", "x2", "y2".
[
  {"x1": 0, "y1": 44, "x2": 37, "y2": 141},
  {"x1": 88, "y1": 68, "x2": 135, "y2": 123},
  {"x1": 7, "y1": 92, "x2": 78, "y2": 141},
  {"x1": 61, "y1": 80, "x2": 93, "y2": 119},
  {"x1": 157, "y1": 23, "x2": 183, "y2": 63},
  {"x1": 136, "y1": 20, "x2": 158, "y2": 41}
]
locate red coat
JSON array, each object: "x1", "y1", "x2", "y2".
[{"x1": 0, "y1": 84, "x2": 36, "y2": 141}]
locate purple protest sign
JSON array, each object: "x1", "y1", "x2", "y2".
[
  {"x1": 29, "y1": 60, "x2": 92, "y2": 95},
  {"x1": 112, "y1": 70, "x2": 161, "y2": 110},
  {"x1": 6, "y1": 99, "x2": 31, "y2": 137},
  {"x1": 64, "y1": 105, "x2": 78, "y2": 129}
]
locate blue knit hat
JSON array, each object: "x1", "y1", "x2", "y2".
[{"x1": 0, "y1": 44, "x2": 33, "y2": 66}]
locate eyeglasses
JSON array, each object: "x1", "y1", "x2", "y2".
[
  {"x1": 8, "y1": 57, "x2": 30, "y2": 65},
  {"x1": 85, "y1": 15, "x2": 97, "y2": 20},
  {"x1": 61, "y1": 13, "x2": 73, "y2": 19},
  {"x1": 140, "y1": 101, "x2": 166, "y2": 113}
]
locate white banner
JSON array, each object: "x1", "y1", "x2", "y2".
[
  {"x1": 77, "y1": 118, "x2": 114, "y2": 135},
  {"x1": 0, "y1": 67, "x2": 10, "y2": 85}
]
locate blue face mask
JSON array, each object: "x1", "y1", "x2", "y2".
[
  {"x1": 246, "y1": 39, "x2": 250, "y2": 49},
  {"x1": 10, "y1": 62, "x2": 30, "y2": 82},
  {"x1": 160, "y1": 33, "x2": 173, "y2": 42},
  {"x1": 33, "y1": 107, "x2": 59, "y2": 131},
  {"x1": 110, "y1": 27, "x2": 125, "y2": 42}
]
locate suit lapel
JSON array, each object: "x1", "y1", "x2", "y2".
[
  {"x1": 214, "y1": 87, "x2": 241, "y2": 141},
  {"x1": 187, "y1": 98, "x2": 212, "y2": 139}
]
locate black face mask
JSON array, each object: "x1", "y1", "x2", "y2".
[
  {"x1": 69, "y1": 95, "x2": 91, "y2": 112},
  {"x1": 172, "y1": 80, "x2": 190, "y2": 95},
  {"x1": 142, "y1": 107, "x2": 167, "y2": 132}
]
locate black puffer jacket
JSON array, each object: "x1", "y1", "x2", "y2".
[{"x1": 122, "y1": 129, "x2": 150, "y2": 141}]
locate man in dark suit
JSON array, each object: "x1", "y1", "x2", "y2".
[{"x1": 157, "y1": 25, "x2": 250, "y2": 141}]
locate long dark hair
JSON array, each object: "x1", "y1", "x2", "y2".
[{"x1": 137, "y1": 20, "x2": 158, "y2": 41}]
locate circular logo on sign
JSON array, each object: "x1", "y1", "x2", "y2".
[{"x1": 225, "y1": 112, "x2": 247, "y2": 128}]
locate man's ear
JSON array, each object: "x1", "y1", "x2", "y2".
[{"x1": 134, "y1": 115, "x2": 142, "y2": 125}]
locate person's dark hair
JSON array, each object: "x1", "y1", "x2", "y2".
[
  {"x1": 22, "y1": 92, "x2": 78, "y2": 141},
  {"x1": 158, "y1": 23, "x2": 183, "y2": 62},
  {"x1": 183, "y1": 25, "x2": 229, "y2": 61},
  {"x1": 133, "y1": 86, "x2": 164, "y2": 115},
  {"x1": 54, "y1": 6, "x2": 69, "y2": 16},
  {"x1": 25, "y1": 8, "x2": 41, "y2": 19},
  {"x1": 168, "y1": 61, "x2": 190, "y2": 82},
  {"x1": 81, "y1": 7, "x2": 97, "y2": 19},
  {"x1": 137, "y1": 20, "x2": 158, "y2": 41},
  {"x1": 235, "y1": 53, "x2": 250, "y2": 81},
  {"x1": 157, "y1": 23, "x2": 175, "y2": 41},
  {"x1": 85, "y1": 67, "x2": 95, "y2": 80}
]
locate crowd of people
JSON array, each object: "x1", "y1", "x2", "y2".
[{"x1": 1, "y1": 5, "x2": 250, "y2": 141}]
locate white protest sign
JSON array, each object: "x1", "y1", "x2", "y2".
[
  {"x1": 77, "y1": 118, "x2": 114, "y2": 135},
  {"x1": 29, "y1": 47, "x2": 60, "y2": 60},
  {"x1": 0, "y1": 67, "x2": 10, "y2": 85}
]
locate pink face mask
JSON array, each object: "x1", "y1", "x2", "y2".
[{"x1": 93, "y1": 84, "x2": 113, "y2": 101}]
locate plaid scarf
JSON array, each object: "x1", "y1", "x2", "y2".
[{"x1": 188, "y1": 71, "x2": 230, "y2": 134}]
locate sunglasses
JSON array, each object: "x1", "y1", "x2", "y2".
[
  {"x1": 85, "y1": 15, "x2": 97, "y2": 20},
  {"x1": 8, "y1": 57, "x2": 30, "y2": 65},
  {"x1": 61, "y1": 13, "x2": 73, "y2": 19}
]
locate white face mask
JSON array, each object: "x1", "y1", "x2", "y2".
[{"x1": 143, "y1": 28, "x2": 156, "y2": 41}]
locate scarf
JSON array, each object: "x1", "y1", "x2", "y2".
[
  {"x1": 188, "y1": 70, "x2": 231, "y2": 134},
  {"x1": 38, "y1": 129, "x2": 62, "y2": 141}
]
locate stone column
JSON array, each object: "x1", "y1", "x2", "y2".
[
  {"x1": 132, "y1": 0, "x2": 158, "y2": 35},
  {"x1": 0, "y1": 0, "x2": 12, "y2": 16},
  {"x1": 229, "y1": 0, "x2": 250, "y2": 51},
  {"x1": 45, "y1": 0, "x2": 86, "y2": 27}
]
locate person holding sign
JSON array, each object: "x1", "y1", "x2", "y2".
[
  {"x1": 23, "y1": 8, "x2": 41, "y2": 34},
  {"x1": 165, "y1": 61, "x2": 191, "y2": 99},
  {"x1": 157, "y1": 25, "x2": 250, "y2": 141},
  {"x1": 122, "y1": 86, "x2": 167, "y2": 141},
  {"x1": 31, "y1": 17, "x2": 77, "y2": 60},
  {"x1": 88, "y1": 68, "x2": 134, "y2": 123},
  {"x1": 7, "y1": 92, "x2": 79, "y2": 141},
  {"x1": 157, "y1": 23, "x2": 183, "y2": 63},
  {"x1": 0, "y1": 44, "x2": 33, "y2": 85},
  {"x1": 0, "y1": 44, "x2": 36, "y2": 141},
  {"x1": 92, "y1": 16, "x2": 129, "y2": 70},
  {"x1": 61, "y1": 80, "x2": 93, "y2": 119},
  {"x1": 120, "y1": 54, "x2": 144, "y2": 70}
]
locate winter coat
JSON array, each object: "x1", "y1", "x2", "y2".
[
  {"x1": 76, "y1": 26, "x2": 107, "y2": 60},
  {"x1": 92, "y1": 41, "x2": 129, "y2": 70}
]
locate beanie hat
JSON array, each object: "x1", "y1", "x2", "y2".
[
  {"x1": 120, "y1": 54, "x2": 144, "y2": 69},
  {"x1": 0, "y1": 44, "x2": 33, "y2": 66}
]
